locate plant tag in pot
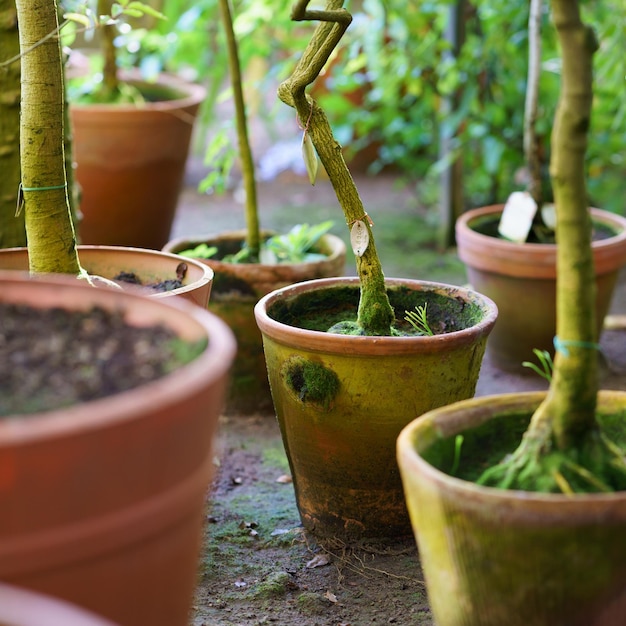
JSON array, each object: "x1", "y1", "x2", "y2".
[
  {"x1": 498, "y1": 191, "x2": 537, "y2": 243},
  {"x1": 350, "y1": 220, "x2": 369, "y2": 257}
]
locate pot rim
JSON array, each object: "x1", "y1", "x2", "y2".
[
  {"x1": 456, "y1": 204, "x2": 626, "y2": 279},
  {"x1": 0, "y1": 581, "x2": 117, "y2": 626},
  {"x1": 0, "y1": 271, "x2": 236, "y2": 443},
  {"x1": 397, "y1": 390, "x2": 626, "y2": 512},
  {"x1": 69, "y1": 70, "x2": 207, "y2": 113},
  {"x1": 254, "y1": 276, "x2": 498, "y2": 356},
  {"x1": 0, "y1": 245, "x2": 214, "y2": 301}
]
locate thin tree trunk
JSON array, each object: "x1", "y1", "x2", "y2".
[
  {"x1": 16, "y1": 0, "x2": 81, "y2": 275},
  {"x1": 525, "y1": 0, "x2": 543, "y2": 208},
  {"x1": 279, "y1": 0, "x2": 394, "y2": 335},
  {"x1": 0, "y1": 0, "x2": 26, "y2": 248},
  {"x1": 219, "y1": 0, "x2": 260, "y2": 257},
  {"x1": 547, "y1": 0, "x2": 599, "y2": 447}
]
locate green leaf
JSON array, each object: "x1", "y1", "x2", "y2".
[{"x1": 63, "y1": 12, "x2": 92, "y2": 28}]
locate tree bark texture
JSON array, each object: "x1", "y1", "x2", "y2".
[
  {"x1": 279, "y1": 0, "x2": 394, "y2": 335},
  {"x1": 16, "y1": 0, "x2": 81, "y2": 274},
  {"x1": 0, "y1": 0, "x2": 26, "y2": 248}
]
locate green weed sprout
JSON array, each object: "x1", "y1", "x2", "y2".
[
  {"x1": 404, "y1": 303, "x2": 435, "y2": 336},
  {"x1": 522, "y1": 348, "x2": 554, "y2": 382}
]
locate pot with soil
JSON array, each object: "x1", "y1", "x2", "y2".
[
  {"x1": 70, "y1": 71, "x2": 206, "y2": 250},
  {"x1": 0, "y1": 271, "x2": 236, "y2": 626},
  {"x1": 0, "y1": 245, "x2": 214, "y2": 308},
  {"x1": 254, "y1": 276, "x2": 497, "y2": 539},
  {"x1": 164, "y1": 229, "x2": 346, "y2": 413},
  {"x1": 456, "y1": 204, "x2": 626, "y2": 371},
  {"x1": 396, "y1": 390, "x2": 626, "y2": 626}
]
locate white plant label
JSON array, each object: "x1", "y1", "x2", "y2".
[
  {"x1": 541, "y1": 203, "x2": 557, "y2": 230},
  {"x1": 350, "y1": 220, "x2": 369, "y2": 257},
  {"x1": 498, "y1": 191, "x2": 538, "y2": 243}
]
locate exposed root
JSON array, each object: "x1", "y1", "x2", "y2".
[{"x1": 477, "y1": 414, "x2": 626, "y2": 493}]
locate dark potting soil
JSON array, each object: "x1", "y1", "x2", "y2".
[
  {"x1": 268, "y1": 284, "x2": 485, "y2": 336},
  {"x1": 471, "y1": 214, "x2": 617, "y2": 243},
  {"x1": 0, "y1": 302, "x2": 205, "y2": 417},
  {"x1": 112, "y1": 261, "x2": 189, "y2": 293}
]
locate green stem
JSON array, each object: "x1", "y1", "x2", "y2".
[{"x1": 219, "y1": 0, "x2": 260, "y2": 257}]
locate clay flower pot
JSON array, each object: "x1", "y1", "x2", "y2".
[
  {"x1": 0, "y1": 245, "x2": 214, "y2": 308},
  {"x1": 0, "y1": 582, "x2": 118, "y2": 626},
  {"x1": 397, "y1": 390, "x2": 626, "y2": 626},
  {"x1": 254, "y1": 277, "x2": 497, "y2": 539},
  {"x1": 0, "y1": 272, "x2": 236, "y2": 626},
  {"x1": 165, "y1": 231, "x2": 346, "y2": 414},
  {"x1": 71, "y1": 72, "x2": 206, "y2": 250},
  {"x1": 456, "y1": 204, "x2": 626, "y2": 371}
]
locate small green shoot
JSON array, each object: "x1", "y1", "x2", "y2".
[
  {"x1": 522, "y1": 349, "x2": 553, "y2": 382},
  {"x1": 404, "y1": 303, "x2": 434, "y2": 336},
  {"x1": 450, "y1": 434, "x2": 464, "y2": 476},
  {"x1": 178, "y1": 222, "x2": 334, "y2": 265},
  {"x1": 261, "y1": 221, "x2": 334, "y2": 264},
  {"x1": 178, "y1": 243, "x2": 218, "y2": 259}
]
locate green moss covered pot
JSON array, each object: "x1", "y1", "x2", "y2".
[
  {"x1": 397, "y1": 391, "x2": 626, "y2": 626},
  {"x1": 254, "y1": 277, "x2": 497, "y2": 539}
]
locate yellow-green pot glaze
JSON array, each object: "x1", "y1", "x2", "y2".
[
  {"x1": 255, "y1": 277, "x2": 497, "y2": 539},
  {"x1": 397, "y1": 391, "x2": 626, "y2": 626}
]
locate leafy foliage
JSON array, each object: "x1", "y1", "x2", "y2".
[{"x1": 178, "y1": 221, "x2": 334, "y2": 265}]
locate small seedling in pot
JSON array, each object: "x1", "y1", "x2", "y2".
[{"x1": 404, "y1": 304, "x2": 435, "y2": 337}]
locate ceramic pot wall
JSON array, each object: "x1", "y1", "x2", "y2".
[
  {"x1": 0, "y1": 272, "x2": 236, "y2": 626},
  {"x1": 254, "y1": 277, "x2": 497, "y2": 539},
  {"x1": 71, "y1": 72, "x2": 206, "y2": 250},
  {"x1": 165, "y1": 231, "x2": 346, "y2": 414},
  {"x1": 456, "y1": 205, "x2": 626, "y2": 371},
  {"x1": 397, "y1": 390, "x2": 626, "y2": 626}
]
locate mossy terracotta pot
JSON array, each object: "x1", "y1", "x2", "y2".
[
  {"x1": 71, "y1": 72, "x2": 206, "y2": 250},
  {"x1": 254, "y1": 277, "x2": 497, "y2": 539},
  {"x1": 0, "y1": 245, "x2": 214, "y2": 308},
  {"x1": 397, "y1": 390, "x2": 626, "y2": 626},
  {"x1": 0, "y1": 272, "x2": 236, "y2": 626},
  {"x1": 164, "y1": 231, "x2": 346, "y2": 414},
  {"x1": 456, "y1": 205, "x2": 626, "y2": 371}
]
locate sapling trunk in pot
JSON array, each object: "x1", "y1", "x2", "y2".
[
  {"x1": 9, "y1": 0, "x2": 213, "y2": 304},
  {"x1": 397, "y1": 3, "x2": 626, "y2": 622},
  {"x1": 164, "y1": 0, "x2": 346, "y2": 414},
  {"x1": 16, "y1": 0, "x2": 82, "y2": 275},
  {"x1": 254, "y1": 0, "x2": 497, "y2": 539},
  {"x1": 480, "y1": 1, "x2": 625, "y2": 492},
  {"x1": 0, "y1": 0, "x2": 25, "y2": 249},
  {"x1": 455, "y1": 0, "x2": 626, "y2": 371}
]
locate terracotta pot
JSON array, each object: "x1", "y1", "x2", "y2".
[
  {"x1": 456, "y1": 205, "x2": 626, "y2": 371},
  {"x1": 0, "y1": 245, "x2": 213, "y2": 308},
  {"x1": 0, "y1": 272, "x2": 236, "y2": 626},
  {"x1": 70, "y1": 72, "x2": 206, "y2": 250},
  {"x1": 0, "y1": 582, "x2": 117, "y2": 626},
  {"x1": 254, "y1": 277, "x2": 497, "y2": 539},
  {"x1": 397, "y1": 390, "x2": 626, "y2": 626},
  {"x1": 164, "y1": 231, "x2": 346, "y2": 414}
]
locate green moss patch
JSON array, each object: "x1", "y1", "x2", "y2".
[{"x1": 282, "y1": 356, "x2": 340, "y2": 409}]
